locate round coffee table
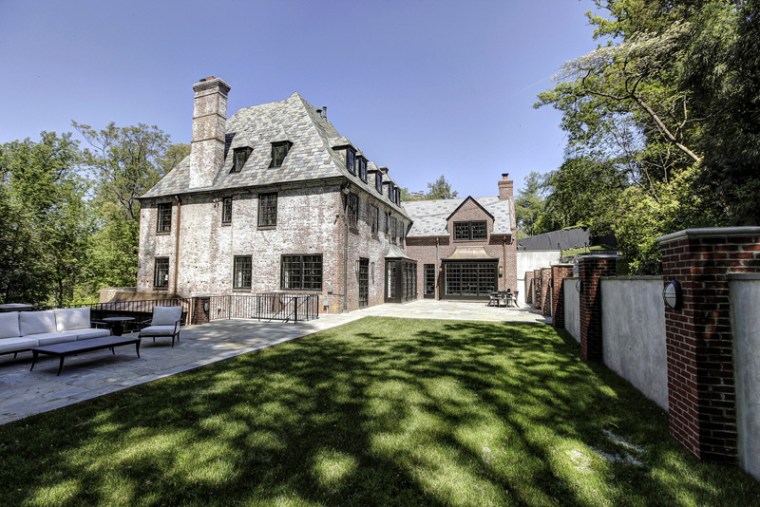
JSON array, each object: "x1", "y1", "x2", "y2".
[{"x1": 102, "y1": 316, "x2": 135, "y2": 336}]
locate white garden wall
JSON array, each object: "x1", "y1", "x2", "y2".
[
  {"x1": 563, "y1": 277, "x2": 580, "y2": 343},
  {"x1": 517, "y1": 250, "x2": 561, "y2": 304},
  {"x1": 729, "y1": 274, "x2": 760, "y2": 482},
  {"x1": 601, "y1": 277, "x2": 668, "y2": 410}
]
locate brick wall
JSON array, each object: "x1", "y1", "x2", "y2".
[
  {"x1": 540, "y1": 267, "x2": 552, "y2": 316},
  {"x1": 533, "y1": 269, "x2": 542, "y2": 309},
  {"x1": 578, "y1": 255, "x2": 617, "y2": 361},
  {"x1": 190, "y1": 296, "x2": 210, "y2": 325},
  {"x1": 551, "y1": 264, "x2": 574, "y2": 329},
  {"x1": 525, "y1": 271, "x2": 534, "y2": 305},
  {"x1": 658, "y1": 227, "x2": 760, "y2": 462}
]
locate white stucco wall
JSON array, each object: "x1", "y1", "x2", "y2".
[
  {"x1": 729, "y1": 274, "x2": 760, "y2": 482},
  {"x1": 563, "y1": 277, "x2": 581, "y2": 343},
  {"x1": 516, "y1": 250, "x2": 561, "y2": 304},
  {"x1": 601, "y1": 277, "x2": 668, "y2": 410}
]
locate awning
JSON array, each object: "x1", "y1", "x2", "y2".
[
  {"x1": 444, "y1": 246, "x2": 498, "y2": 260},
  {"x1": 384, "y1": 244, "x2": 415, "y2": 260}
]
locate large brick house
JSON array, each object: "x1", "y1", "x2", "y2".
[
  {"x1": 136, "y1": 77, "x2": 411, "y2": 313},
  {"x1": 136, "y1": 76, "x2": 517, "y2": 312}
]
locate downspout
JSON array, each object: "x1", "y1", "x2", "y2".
[
  {"x1": 435, "y1": 237, "x2": 440, "y2": 300},
  {"x1": 502, "y1": 238, "x2": 507, "y2": 291},
  {"x1": 343, "y1": 191, "x2": 348, "y2": 312},
  {"x1": 172, "y1": 195, "x2": 182, "y2": 296}
]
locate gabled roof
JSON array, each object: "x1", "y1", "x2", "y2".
[
  {"x1": 403, "y1": 196, "x2": 513, "y2": 238},
  {"x1": 141, "y1": 92, "x2": 407, "y2": 216},
  {"x1": 445, "y1": 196, "x2": 494, "y2": 221}
]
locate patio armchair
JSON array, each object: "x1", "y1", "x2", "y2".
[{"x1": 138, "y1": 306, "x2": 183, "y2": 347}]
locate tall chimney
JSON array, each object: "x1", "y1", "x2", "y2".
[
  {"x1": 189, "y1": 76, "x2": 230, "y2": 188},
  {"x1": 498, "y1": 173, "x2": 513, "y2": 201}
]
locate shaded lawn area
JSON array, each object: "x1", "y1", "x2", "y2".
[{"x1": 1, "y1": 318, "x2": 759, "y2": 506}]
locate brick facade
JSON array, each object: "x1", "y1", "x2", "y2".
[
  {"x1": 658, "y1": 227, "x2": 760, "y2": 462},
  {"x1": 551, "y1": 264, "x2": 574, "y2": 329},
  {"x1": 578, "y1": 255, "x2": 617, "y2": 361},
  {"x1": 533, "y1": 269, "x2": 542, "y2": 309}
]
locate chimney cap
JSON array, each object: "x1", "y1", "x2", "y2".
[{"x1": 502, "y1": 173, "x2": 510, "y2": 179}]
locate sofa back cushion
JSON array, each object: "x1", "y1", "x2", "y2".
[
  {"x1": 152, "y1": 306, "x2": 182, "y2": 326},
  {"x1": 55, "y1": 307, "x2": 91, "y2": 332},
  {"x1": 0, "y1": 312, "x2": 21, "y2": 339},
  {"x1": 19, "y1": 310, "x2": 57, "y2": 336}
]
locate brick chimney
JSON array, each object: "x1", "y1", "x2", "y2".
[
  {"x1": 189, "y1": 76, "x2": 230, "y2": 189},
  {"x1": 498, "y1": 173, "x2": 514, "y2": 201}
]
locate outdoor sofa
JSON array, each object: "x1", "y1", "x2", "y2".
[{"x1": 0, "y1": 308, "x2": 110, "y2": 357}]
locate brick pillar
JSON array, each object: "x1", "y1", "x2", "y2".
[
  {"x1": 533, "y1": 269, "x2": 542, "y2": 309},
  {"x1": 658, "y1": 227, "x2": 760, "y2": 462},
  {"x1": 525, "y1": 272, "x2": 534, "y2": 305},
  {"x1": 551, "y1": 264, "x2": 575, "y2": 329},
  {"x1": 578, "y1": 255, "x2": 617, "y2": 361},
  {"x1": 190, "y1": 296, "x2": 210, "y2": 325},
  {"x1": 540, "y1": 268, "x2": 552, "y2": 316}
]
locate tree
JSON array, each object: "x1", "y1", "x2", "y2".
[
  {"x1": 536, "y1": 0, "x2": 760, "y2": 272},
  {"x1": 74, "y1": 122, "x2": 184, "y2": 290},
  {"x1": 425, "y1": 175, "x2": 458, "y2": 200},
  {"x1": 514, "y1": 171, "x2": 546, "y2": 237},
  {"x1": 0, "y1": 132, "x2": 90, "y2": 306}
]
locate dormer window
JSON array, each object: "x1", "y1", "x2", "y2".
[
  {"x1": 358, "y1": 157, "x2": 367, "y2": 182},
  {"x1": 395, "y1": 188, "x2": 401, "y2": 206},
  {"x1": 232, "y1": 147, "x2": 252, "y2": 173},
  {"x1": 346, "y1": 147, "x2": 356, "y2": 175},
  {"x1": 387, "y1": 182, "x2": 395, "y2": 200},
  {"x1": 270, "y1": 141, "x2": 292, "y2": 168},
  {"x1": 375, "y1": 172, "x2": 383, "y2": 194}
]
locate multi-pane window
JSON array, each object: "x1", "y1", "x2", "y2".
[
  {"x1": 358, "y1": 157, "x2": 367, "y2": 182},
  {"x1": 153, "y1": 257, "x2": 169, "y2": 288},
  {"x1": 387, "y1": 182, "x2": 395, "y2": 200},
  {"x1": 281, "y1": 254, "x2": 322, "y2": 290},
  {"x1": 370, "y1": 205, "x2": 379, "y2": 235},
  {"x1": 346, "y1": 148, "x2": 356, "y2": 174},
  {"x1": 232, "y1": 147, "x2": 252, "y2": 173},
  {"x1": 156, "y1": 203, "x2": 172, "y2": 233},
  {"x1": 384, "y1": 211, "x2": 390, "y2": 235},
  {"x1": 454, "y1": 221, "x2": 488, "y2": 241},
  {"x1": 222, "y1": 197, "x2": 233, "y2": 225},
  {"x1": 390, "y1": 216, "x2": 397, "y2": 244},
  {"x1": 375, "y1": 171, "x2": 383, "y2": 193},
  {"x1": 395, "y1": 188, "x2": 401, "y2": 206},
  {"x1": 347, "y1": 193, "x2": 359, "y2": 229},
  {"x1": 258, "y1": 193, "x2": 277, "y2": 227},
  {"x1": 270, "y1": 141, "x2": 292, "y2": 168},
  {"x1": 398, "y1": 220, "x2": 405, "y2": 245},
  {"x1": 233, "y1": 255, "x2": 252, "y2": 290}
]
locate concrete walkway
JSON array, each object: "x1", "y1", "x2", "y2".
[{"x1": 0, "y1": 301, "x2": 547, "y2": 425}]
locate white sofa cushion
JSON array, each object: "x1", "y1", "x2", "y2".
[
  {"x1": 19, "y1": 310, "x2": 57, "y2": 336},
  {"x1": 0, "y1": 337, "x2": 38, "y2": 354},
  {"x1": 140, "y1": 325, "x2": 177, "y2": 337},
  {"x1": 54, "y1": 307, "x2": 91, "y2": 331},
  {"x1": 152, "y1": 307, "x2": 182, "y2": 326},
  {"x1": 0, "y1": 312, "x2": 21, "y2": 339},
  {"x1": 34, "y1": 331, "x2": 80, "y2": 346},
  {"x1": 76, "y1": 329, "x2": 110, "y2": 340}
]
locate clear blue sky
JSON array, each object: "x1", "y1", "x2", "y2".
[{"x1": 0, "y1": 0, "x2": 600, "y2": 197}]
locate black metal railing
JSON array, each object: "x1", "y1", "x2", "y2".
[
  {"x1": 58, "y1": 298, "x2": 190, "y2": 332},
  {"x1": 208, "y1": 294, "x2": 319, "y2": 323}
]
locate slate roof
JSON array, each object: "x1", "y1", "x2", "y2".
[
  {"x1": 403, "y1": 196, "x2": 513, "y2": 238},
  {"x1": 141, "y1": 92, "x2": 407, "y2": 217}
]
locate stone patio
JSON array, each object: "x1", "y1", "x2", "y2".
[{"x1": 0, "y1": 300, "x2": 547, "y2": 425}]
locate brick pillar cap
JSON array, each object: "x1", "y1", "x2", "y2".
[
  {"x1": 552, "y1": 263, "x2": 575, "y2": 267},
  {"x1": 657, "y1": 226, "x2": 760, "y2": 244},
  {"x1": 727, "y1": 273, "x2": 760, "y2": 281}
]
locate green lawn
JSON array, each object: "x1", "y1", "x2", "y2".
[{"x1": 1, "y1": 317, "x2": 759, "y2": 506}]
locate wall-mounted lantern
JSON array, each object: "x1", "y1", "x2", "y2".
[
  {"x1": 499, "y1": 265, "x2": 503, "y2": 278},
  {"x1": 663, "y1": 279, "x2": 683, "y2": 310},
  {"x1": 355, "y1": 259, "x2": 362, "y2": 276},
  {"x1": 549, "y1": 277, "x2": 554, "y2": 289},
  {"x1": 575, "y1": 279, "x2": 582, "y2": 293},
  {"x1": 203, "y1": 300, "x2": 209, "y2": 313}
]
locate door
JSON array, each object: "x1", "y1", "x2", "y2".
[
  {"x1": 443, "y1": 261, "x2": 497, "y2": 299},
  {"x1": 424, "y1": 264, "x2": 436, "y2": 298},
  {"x1": 358, "y1": 258, "x2": 369, "y2": 308}
]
